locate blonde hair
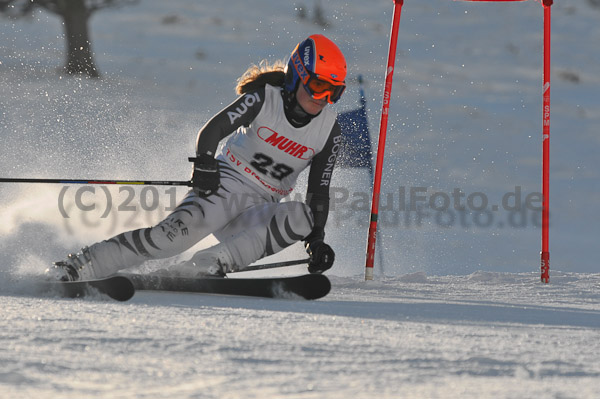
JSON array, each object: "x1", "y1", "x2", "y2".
[{"x1": 235, "y1": 60, "x2": 286, "y2": 95}]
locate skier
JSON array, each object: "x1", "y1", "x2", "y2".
[{"x1": 47, "y1": 34, "x2": 347, "y2": 281}]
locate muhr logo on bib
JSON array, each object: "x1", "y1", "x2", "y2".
[{"x1": 257, "y1": 127, "x2": 315, "y2": 160}]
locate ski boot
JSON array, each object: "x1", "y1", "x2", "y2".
[
  {"x1": 45, "y1": 247, "x2": 96, "y2": 281},
  {"x1": 174, "y1": 245, "x2": 235, "y2": 278}
]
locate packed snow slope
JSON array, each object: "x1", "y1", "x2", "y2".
[
  {"x1": 0, "y1": 272, "x2": 599, "y2": 399},
  {"x1": 1, "y1": 1, "x2": 599, "y2": 398}
]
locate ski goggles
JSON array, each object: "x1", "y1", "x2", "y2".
[
  {"x1": 290, "y1": 50, "x2": 346, "y2": 104},
  {"x1": 301, "y1": 75, "x2": 346, "y2": 104}
]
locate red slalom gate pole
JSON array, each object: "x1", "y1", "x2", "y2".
[
  {"x1": 541, "y1": 0, "x2": 553, "y2": 283},
  {"x1": 365, "y1": 0, "x2": 404, "y2": 281},
  {"x1": 455, "y1": 0, "x2": 554, "y2": 282}
]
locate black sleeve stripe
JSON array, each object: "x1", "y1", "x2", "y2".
[
  {"x1": 307, "y1": 120, "x2": 342, "y2": 196},
  {"x1": 302, "y1": 120, "x2": 342, "y2": 239},
  {"x1": 195, "y1": 87, "x2": 266, "y2": 156}
]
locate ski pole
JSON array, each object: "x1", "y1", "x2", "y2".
[
  {"x1": 241, "y1": 258, "x2": 311, "y2": 272},
  {"x1": 0, "y1": 177, "x2": 192, "y2": 186}
]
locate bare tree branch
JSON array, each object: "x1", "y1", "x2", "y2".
[{"x1": 0, "y1": 0, "x2": 140, "y2": 77}]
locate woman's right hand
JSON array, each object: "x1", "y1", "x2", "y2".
[{"x1": 189, "y1": 154, "x2": 220, "y2": 197}]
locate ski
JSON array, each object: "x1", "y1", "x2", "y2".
[
  {"x1": 38, "y1": 275, "x2": 135, "y2": 302},
  {"x1": 122, "y1": 273, "x2": 331, "y2": 300}
]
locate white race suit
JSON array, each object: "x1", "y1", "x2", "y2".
[{"x1": 85, "y1": 84, "x2": 342, "y2": 278}]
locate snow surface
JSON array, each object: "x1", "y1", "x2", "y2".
[{"x1": 1, "y1": 0, "x2": 599, "y2": 398}]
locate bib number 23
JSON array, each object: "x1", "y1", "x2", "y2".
[{"x1": 250, "y1": 153, "x2": 294, "y2": 181}]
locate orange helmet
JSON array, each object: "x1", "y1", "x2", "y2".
[{"x1": 284, "y1": 34, "x2": 347, "y2": 104}]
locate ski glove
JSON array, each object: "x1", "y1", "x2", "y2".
[
  {"x1": 305, "y1": 239, "x2": 335, "y2": 274},
  {"x1": 189, "y1": 154, "x2": 220, "y2": 197}
]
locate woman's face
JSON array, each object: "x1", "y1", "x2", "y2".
[{"x1": 295, "y1": 84, "x2": 328, "y2": 115}]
